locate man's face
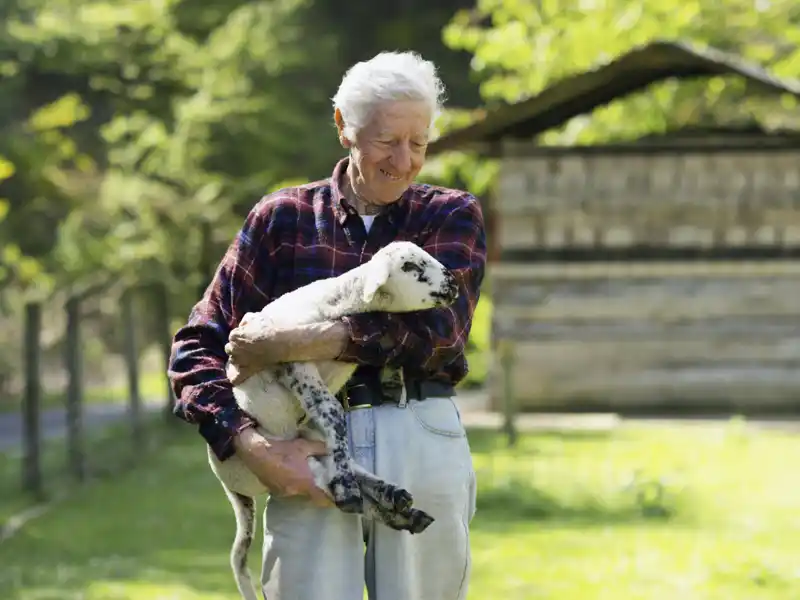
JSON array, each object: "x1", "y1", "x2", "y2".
[{"x1": 345, "y1": 101, "x2": 431, "y2": 205}]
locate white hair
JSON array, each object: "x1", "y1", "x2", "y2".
[{"x1": 332, "y1": 51, "x2": 447, "y2": 141}]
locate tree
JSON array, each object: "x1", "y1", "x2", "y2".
[
  {"x1": 0, "y1": 0, "x2": 486, "y2": 305},
  {"x1": 441, "y1": 0, "x2": 800, "y2": 146}
]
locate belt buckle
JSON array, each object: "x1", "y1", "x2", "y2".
[{"x1": 341, "y1": 383, "x2": 371, "y2": 412}]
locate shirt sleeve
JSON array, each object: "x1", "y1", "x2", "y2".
[
  {"x1": 168, "y1": 197, "x2": 279, "y2": 461},
  {"x1": 337, "y1": 194, "x2": 487, "y2": 378}
]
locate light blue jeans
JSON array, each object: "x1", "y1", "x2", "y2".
[{"x1": 260, "y1": 397, "x2": 477, "y2": 600}]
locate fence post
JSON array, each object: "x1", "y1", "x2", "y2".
[
  {"x1": 22, "y1": 301, "x2": 43, "y2": 499},
  {"x1": 122, "y1": 288, "x2": 143, "y2": 448},
  {"x1": 498, "y1": 339, "x2": 518, "y2": 448},
  {"x1": 64, "y1": 296, "x2": 86, "y2": 482}
]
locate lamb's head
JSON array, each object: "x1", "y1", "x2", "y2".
[{"x1": 360, "y1": 241, "x2": 459, "y2": 312}]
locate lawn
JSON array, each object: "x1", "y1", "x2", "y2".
[
  {"x1": 2, "y1": 420, "x2": 800, "y2": 599},
  {"x1": 0, "y1": 413, "x2": 176, "y2": 527},
  {"x1": 0, "y1": 371, "x2": 166, "y2": 415}
]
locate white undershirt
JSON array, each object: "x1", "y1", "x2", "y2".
[{"x1": 361, "y1": 214, "x2": 376, "y2": 233}]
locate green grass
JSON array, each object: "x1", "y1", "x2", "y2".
[
  {"x1": 0, "y1": 412, "x2": 175, "y2": 526},
  {"x1": 0, "y1": 371, "x2": 166, "y2": 415},
  {"x1": 2, "y1": 420, "x2": 800, "y2": 599}
]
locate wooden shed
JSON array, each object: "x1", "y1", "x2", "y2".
[{"x1": 430, "y1": 41, "x2": 800, "y2": 415}]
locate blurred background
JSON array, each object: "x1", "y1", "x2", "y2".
[{"x1": 2, "y1": 0, "x2": 800, "y2": 598}]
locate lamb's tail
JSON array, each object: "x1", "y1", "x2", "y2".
[{"x1": 224, "y1": 486, "x2": 259, "y2": 600}]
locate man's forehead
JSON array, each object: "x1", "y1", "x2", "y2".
[
  {"x1": 367, "y1": 102, "x2": 431, "y2": 134},
  {"x1": 374, "y1": 125, "x2": 430, "y2": 138}
]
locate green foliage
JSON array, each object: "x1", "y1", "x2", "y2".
[
  {"x1": 0, "y1": 0, "x2": 479, "y2": 301},
  {"x1": 0, "y1": 0, "x2": 484, "y2": 374},
  {"x1": 442, "y1": 0, "x2": 800, "y2": 146},
  {"x1": 460, "y1": 293, "x2": 492, "y2": 389},
  {"x1": 0, "y1": 158, "x2": 13, "y2": 182},
  {"x1": 0, "y1": 0, "x2": 327, "y2": 299},
  {"x1": 0, "y1": 156, "x2": 12, "y2": 284}
]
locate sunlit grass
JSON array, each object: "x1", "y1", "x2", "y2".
[
  {"x1": 2, "y1": 419, "x2": 800, "y2": 599},
  {"x1": 0, "y1": 371, "x2": 165, "y2": 414},
  {"x1": 467, "y1": 422, "x2": 800, "y2": 599},
  {"x1": 0, "y1": 414, "x2": 175, "y2": 526}
]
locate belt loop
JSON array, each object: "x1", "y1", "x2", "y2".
[
  {"x1": 398, "y1": 383, "x2": 408, "y2": 409},
  {"x1": 397, "y1": 368, "x2": 408, "y2": 409},
  {"x1": 339, "y1": 389, "x2": 351, "y2": 411}
]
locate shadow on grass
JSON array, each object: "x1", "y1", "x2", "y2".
[
  {"x1": 464, "y1": 428, "x2": 690, "y2": 533},
  {"x1": 0, "y1": 412, "x2": 178, "y2": 517},
  {"x1": 471, "y1": 475, "x2": 682, "y2": 535}
]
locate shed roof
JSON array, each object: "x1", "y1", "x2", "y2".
[{"x1": 427, "y1": 40, "x2": 800, "y2": 156}]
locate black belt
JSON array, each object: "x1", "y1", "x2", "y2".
[{"x1": 336, "y1": 377, "x2": 454, "y2": 411}]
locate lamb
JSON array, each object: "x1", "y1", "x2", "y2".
[{"x1": 208, "y1": 240, "x2": 460, "y2": 600}]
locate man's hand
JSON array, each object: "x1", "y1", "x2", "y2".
[
  {"x1": 225, "y1": 319, "x2": 350, "y2": 385},
  {"x1": 233, "y1": 428, "x2": 333, "y2": 507},
  {"x1": 224, "y1": 314, "x2": 284, "y2": 383}
]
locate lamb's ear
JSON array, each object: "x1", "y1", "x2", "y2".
[{"x1": 362, "y1": 257, "x2": 391, "y2": 304}]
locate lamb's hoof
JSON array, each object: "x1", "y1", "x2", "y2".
[
  {"x1": 383, "y1": 485, "x2": 414, "y2": 512},
  {"x1": 407, "y1": 509, "x2": 435, "y2": 534},
  {"x1": 329, "y1": 475, "x2": 363, "y2": 514},
  {"x1": 381, "y1": 507, "x2": 435, "y2": 534}
]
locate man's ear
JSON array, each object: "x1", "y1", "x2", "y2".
[
  {"x1": 362, "y1": 257, "x2": 391, "y2": 304},
  {"x1": 334, "y1": 108, "x2": 351, "y2": 148}
]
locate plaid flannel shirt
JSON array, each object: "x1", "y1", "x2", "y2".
[{"x1": 168, "y1": 157, "x2": 487, "y2": 461}]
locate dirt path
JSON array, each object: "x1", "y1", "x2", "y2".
[{"x1": 0, "y1": 400, "x2": 163, "y2": 454}]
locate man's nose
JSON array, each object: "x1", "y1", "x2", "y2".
[{"x1": 390, "y1": 143, "x2": 412, "y2": 173}]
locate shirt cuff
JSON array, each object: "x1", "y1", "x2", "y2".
[{"x1": 198, "y1": 405, "x2": 256, "y2": 462}]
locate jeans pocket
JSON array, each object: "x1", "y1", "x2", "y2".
[{"x1": 409, "y1": 397, "x2": 466, "y2": 438}]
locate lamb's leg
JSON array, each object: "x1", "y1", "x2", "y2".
[
  {"x1": 306, "y1": 452, "x2": 433, "y2": 533},
  {"x1": 275, "y1": 363, "x2": 362, "y2": 513},
  {"x1": 351, "y1": 462, "x2": 413, "y2": 512},
  {"x1": 360, "y1": 487, "x2": 436, "y2": 534},
  {"x1": 350, "y1": 463, "x2": 435, "y2": 533},
  {"x1": 223, "y1": 485, "x2": 260, "y2": 600}
]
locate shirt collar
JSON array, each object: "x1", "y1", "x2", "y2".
[
  {"x1": 331, "y1": 157, "x2": 356, "y2": 225},
  {"x1": 330, "y1": 156, "x2": 411, "y2": 225}
]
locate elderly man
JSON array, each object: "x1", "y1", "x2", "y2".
[{"x1": 168, "y1": 51, "x2": 486, "y2": 600}]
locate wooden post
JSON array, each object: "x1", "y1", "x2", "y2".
[
  {"x1": 498, "y1": 339, "x2": 518, "y2": 447},
  {"x1": 122, "y1": 289, "x2": 143, "y2": 448},
  {"x1": 22, "y1": 302, "x2": 43, "y2": 499},
  {"x1": 64, "y1": 297, "x2": 86, "y2": 482}
]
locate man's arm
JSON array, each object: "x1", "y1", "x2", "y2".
[
  {"x1": 337, "y1": 194, "x2": 487, "y2": 375},
  {"x1": 168, "y1": 196, "x2": 280, "y2": 461}
]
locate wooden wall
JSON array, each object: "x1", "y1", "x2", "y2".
[
  {"x1": 489, "y1": 139, "x2": 800, "y2": 414},
  {"x1": 490, "y1": 262, "x2": 800, "y2": 413},
  {"x1": 494, "y1": 141, "x2": 800, "y2": 253}
]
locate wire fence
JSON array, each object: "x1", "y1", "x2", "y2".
[{"x1": 1, "y1": 280, "x2": 180, "y2": 513}]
